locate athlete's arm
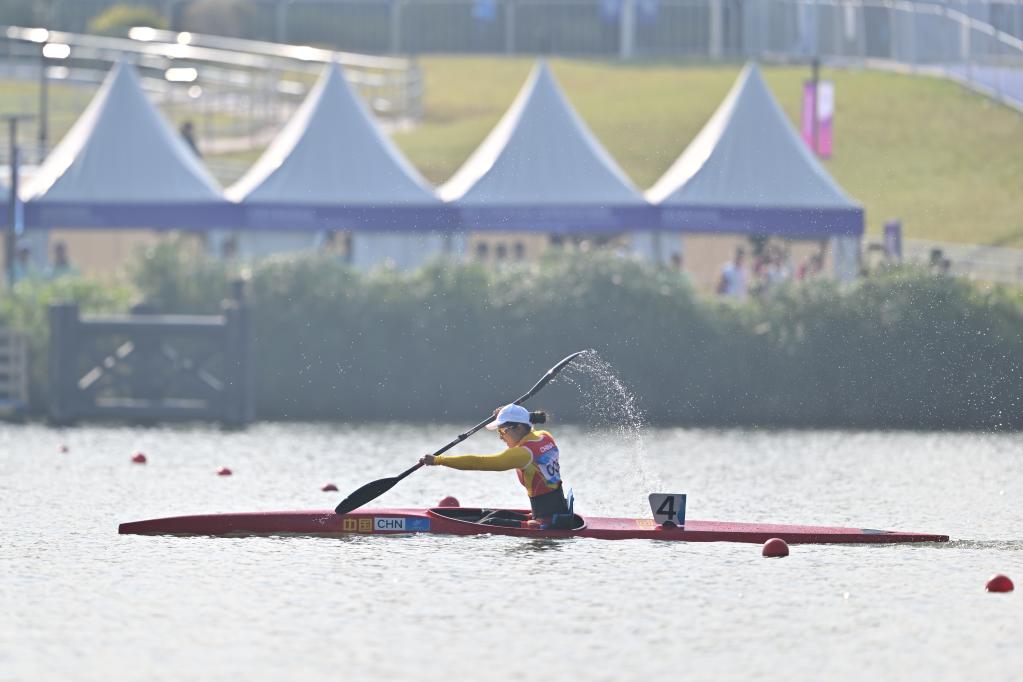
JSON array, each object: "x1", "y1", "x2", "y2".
[{"x1": 433, "y1": 446, "x2": 531, "y2": 471}]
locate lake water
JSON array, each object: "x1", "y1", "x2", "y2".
[{"x1": 1, "y1": 422, "x2": 1020, "y2": 681}]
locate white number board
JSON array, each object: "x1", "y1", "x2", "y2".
[{"x1": 648, "y1": 493, "x2": 686, "y2": 527}]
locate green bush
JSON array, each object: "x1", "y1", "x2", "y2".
[
  {"x1": 124, "y1": 247, "x2": 1023, "y2": 429},
  {"x1": 7, "y1": 241, "x2": 1021, "y2": 429},
  {"x1": 129, "y1": 234, "x2": 232, "y2": 314},
  {"x1": 87, "y1": 4, "x2": 168, "y2": 37}
]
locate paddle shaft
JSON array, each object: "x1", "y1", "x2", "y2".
[{"x1": 334, "y1": 350, "x2": 587, "y2": 514}]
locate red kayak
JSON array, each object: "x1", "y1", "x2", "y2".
[{"x1": 119, "y1": 505, "x2": 948, "y2": 544}]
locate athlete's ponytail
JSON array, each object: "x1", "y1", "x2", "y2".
[{"x1": 529, "y1": 410, "x2": 548, "y2": 425}]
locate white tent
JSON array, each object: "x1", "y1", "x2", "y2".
[
  {"x1": 648, "y1": 62, "x2": 863, "y2": 277},
  {"x1": 228, "y1": 61, "x2": 454, "y2": 267},
  {"x1": 23, "y1": 61, "x2": 229, "y2": 229},
  {"x1": 228, "y1": 62, "x2": 438, "y2": 207},
  {"x1": 440, "y1": 60, "x2": 655, "y2": 236}
]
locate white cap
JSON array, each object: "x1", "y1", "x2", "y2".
[{"x1": 485, "y1": 404, "x2": 530, "y2": 430}]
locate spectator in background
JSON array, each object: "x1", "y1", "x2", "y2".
[
  {"x1": 180, "y1": 120, "x2": 201, "y2": 158},
  {"x1": 755, "y1": 245, "x2": 792, "y2": 297},
  {"x1": 717, "y1": 247, "x2": 747, "y2": 299},
  {"x1": 47, "y1": 241, "x2": 78, "y2": 279},
  {"x1": 219, "y1": 234, "x2": 239, "y2": 261},
  {"x1": 669, "y1": 251, "x2": 692, "y2": 287},
  {"x1": 797, "y1": 252, "x2": 824, "y2": 280},
  {"x1": 12, "y1": 241, "x2": 36, "y2": 283},
  {"x1": 929, "y1": 248, "x2": 953, "y2": 276}
]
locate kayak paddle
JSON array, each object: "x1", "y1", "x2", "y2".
[{"x1": 334, "y1": 350, "x2": 588, "y2": 515}]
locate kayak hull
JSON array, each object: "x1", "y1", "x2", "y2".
[{"x1": 118, "y1": 507, "x2": 949, "y2": 544}]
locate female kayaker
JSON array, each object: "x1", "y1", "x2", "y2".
[{"x1": 419, "y1": 403, "x2": 569, "y2": 527}]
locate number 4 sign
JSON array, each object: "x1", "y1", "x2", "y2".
[{"x1": 648, "y1": 493, "x2": 686, "y2": 528}]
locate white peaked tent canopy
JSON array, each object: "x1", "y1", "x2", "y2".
[
  {"x1": 440, "y1": 60, "x2": 653, "y2": 232},
  {"x1": 223, "y1": 60, "x2": 453, "y2": 266},
  {"x1": 647, "y1": 62, "x2": 863, "y2": 239},
  {"x1": 229, "y1": 61, "x2": 449, "y2": 232},
  {"x1": 23, "y1": 61, "x2": 230, "y2": 229}
]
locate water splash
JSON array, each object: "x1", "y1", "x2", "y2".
[{"x1": 555, "y1": 350, "x2": 662, "y2": 515}]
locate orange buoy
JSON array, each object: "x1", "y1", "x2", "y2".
[
  {"x1": 321, "y1": 483, "x2": 339, "y2": 492},
  {"x1": 438, "y1": 496, "x2": 460, "y2": 508},
  {"x1": 216, "y1": 466, "x2": 232, "y2": 476},
  {"x1": 131, "y1": 452, "x2": 147, "y2": 464},
  {"x1": 986, "y1": 574, "x2": 1014, "y2": 593},
  {"x1": 762, "y1": 537, "x2": 789, "y2": 557}
]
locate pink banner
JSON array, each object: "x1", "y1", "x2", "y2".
[{"x1": 801, "y1": 80, "x2": 833, "y2": 158}]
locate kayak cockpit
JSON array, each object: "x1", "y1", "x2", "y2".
[{"x1": 427, "y1": 507, "x2": 586, "y2": 531}]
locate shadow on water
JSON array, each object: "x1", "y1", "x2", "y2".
[{"x1": 502, "y1": 538, "x2": 568, "y2": 555}]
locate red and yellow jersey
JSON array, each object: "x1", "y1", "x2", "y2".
[{"x1": 433, "y1": 430, "x2": 562, "y2": 498}]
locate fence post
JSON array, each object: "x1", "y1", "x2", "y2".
[
  {"x1": 275, "y1": 0, "x2": 289, "y2": 44},
  {"x1": 390, "y1": 0, "x2": 403, "y2": 54},
  {"x1": 619, "y1": 0, "x2": 636, "y2": 60},
  {"x1": 238, "y1": 295, "x2": 254, "y2": 424},
  {"x1": 907, "y1": 3, "x2": 916, "y2": 70},
  {"x1": 221, "y1": 281, "x2": 253, "y2": 427},
  {"x1": 504, "y1": 0, "x2": 516, "y2": 55},
  {"x1": 709, "y1": 0, "x2": 723, "y2": 60},
  {"x1": 48, "y1": 302, "x2": 78, "y2": 425},
  {"x1": 130, "y1": 303, "x2": 161, "y2": 403},
  {"x1": 222, "y1": 300, "x2": 241, "y2": 426}
]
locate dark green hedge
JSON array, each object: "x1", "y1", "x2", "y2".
[
  {"x1": 3, "y1": 238, "x2": 1019, "y2": 428},
  {"x1": 115, "y1": 238, "x2": 1023, "y2": 430}
]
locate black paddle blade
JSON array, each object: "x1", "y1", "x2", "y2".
[{"x1": 334, "y1": 476, "x2": 399, "y2": 515}]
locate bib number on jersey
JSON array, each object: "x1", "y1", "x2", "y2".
[{"x1": 535, "y1": 450, "x2": 561, "y2": 485}]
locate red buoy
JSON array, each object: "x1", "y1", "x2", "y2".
[
  {"x1": 321, "y1": 483, "x2": 339, "y2": 492},
  {"x1": 217, "y1": 466, "x2": 232, "y2": 476},
  {"x1": 438, "y1": 496, "x2": 460, "y2": 508},
  {"x1": 986, "y1": 574, "x2": 1014, "y2": 593},
  {"x1": 762, "y1": 537, "x2": 789, "y2": 557},
  {"x1": 131, "y1": 452, "x2": 147, "y2": 464}
]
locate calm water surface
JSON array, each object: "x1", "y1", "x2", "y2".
[{"x1": 1, "y1": 422, "x2": 1020, "y2": 681}]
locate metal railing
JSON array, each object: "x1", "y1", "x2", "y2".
[
  {"x1": 1, "y1": 1, "x2": 1019, "y2": 181},
  {"x1": 3, "y1": 1, "x2": 1019, "y2": 108},
  {"x1": 7, "y1": 0, "x2": 1021, "y2": 51},
  {"x1": 753, "y1": 1, "x2": 1023, "y2": 111},
  {"x1": 0, "y1": 23, "x2": 423, "y2": 171}
]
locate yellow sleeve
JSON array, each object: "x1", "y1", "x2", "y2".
[{"x1": 435, "y1": 446, "x2": 532, "y2": 471}]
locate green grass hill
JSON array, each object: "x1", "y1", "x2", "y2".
[
  {"x1": 396, "y1": 58, "x2": 1023, "y2": 248},
  {"x1": 5, "y1": 58, "x2": 1022, "y2": 246}
]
